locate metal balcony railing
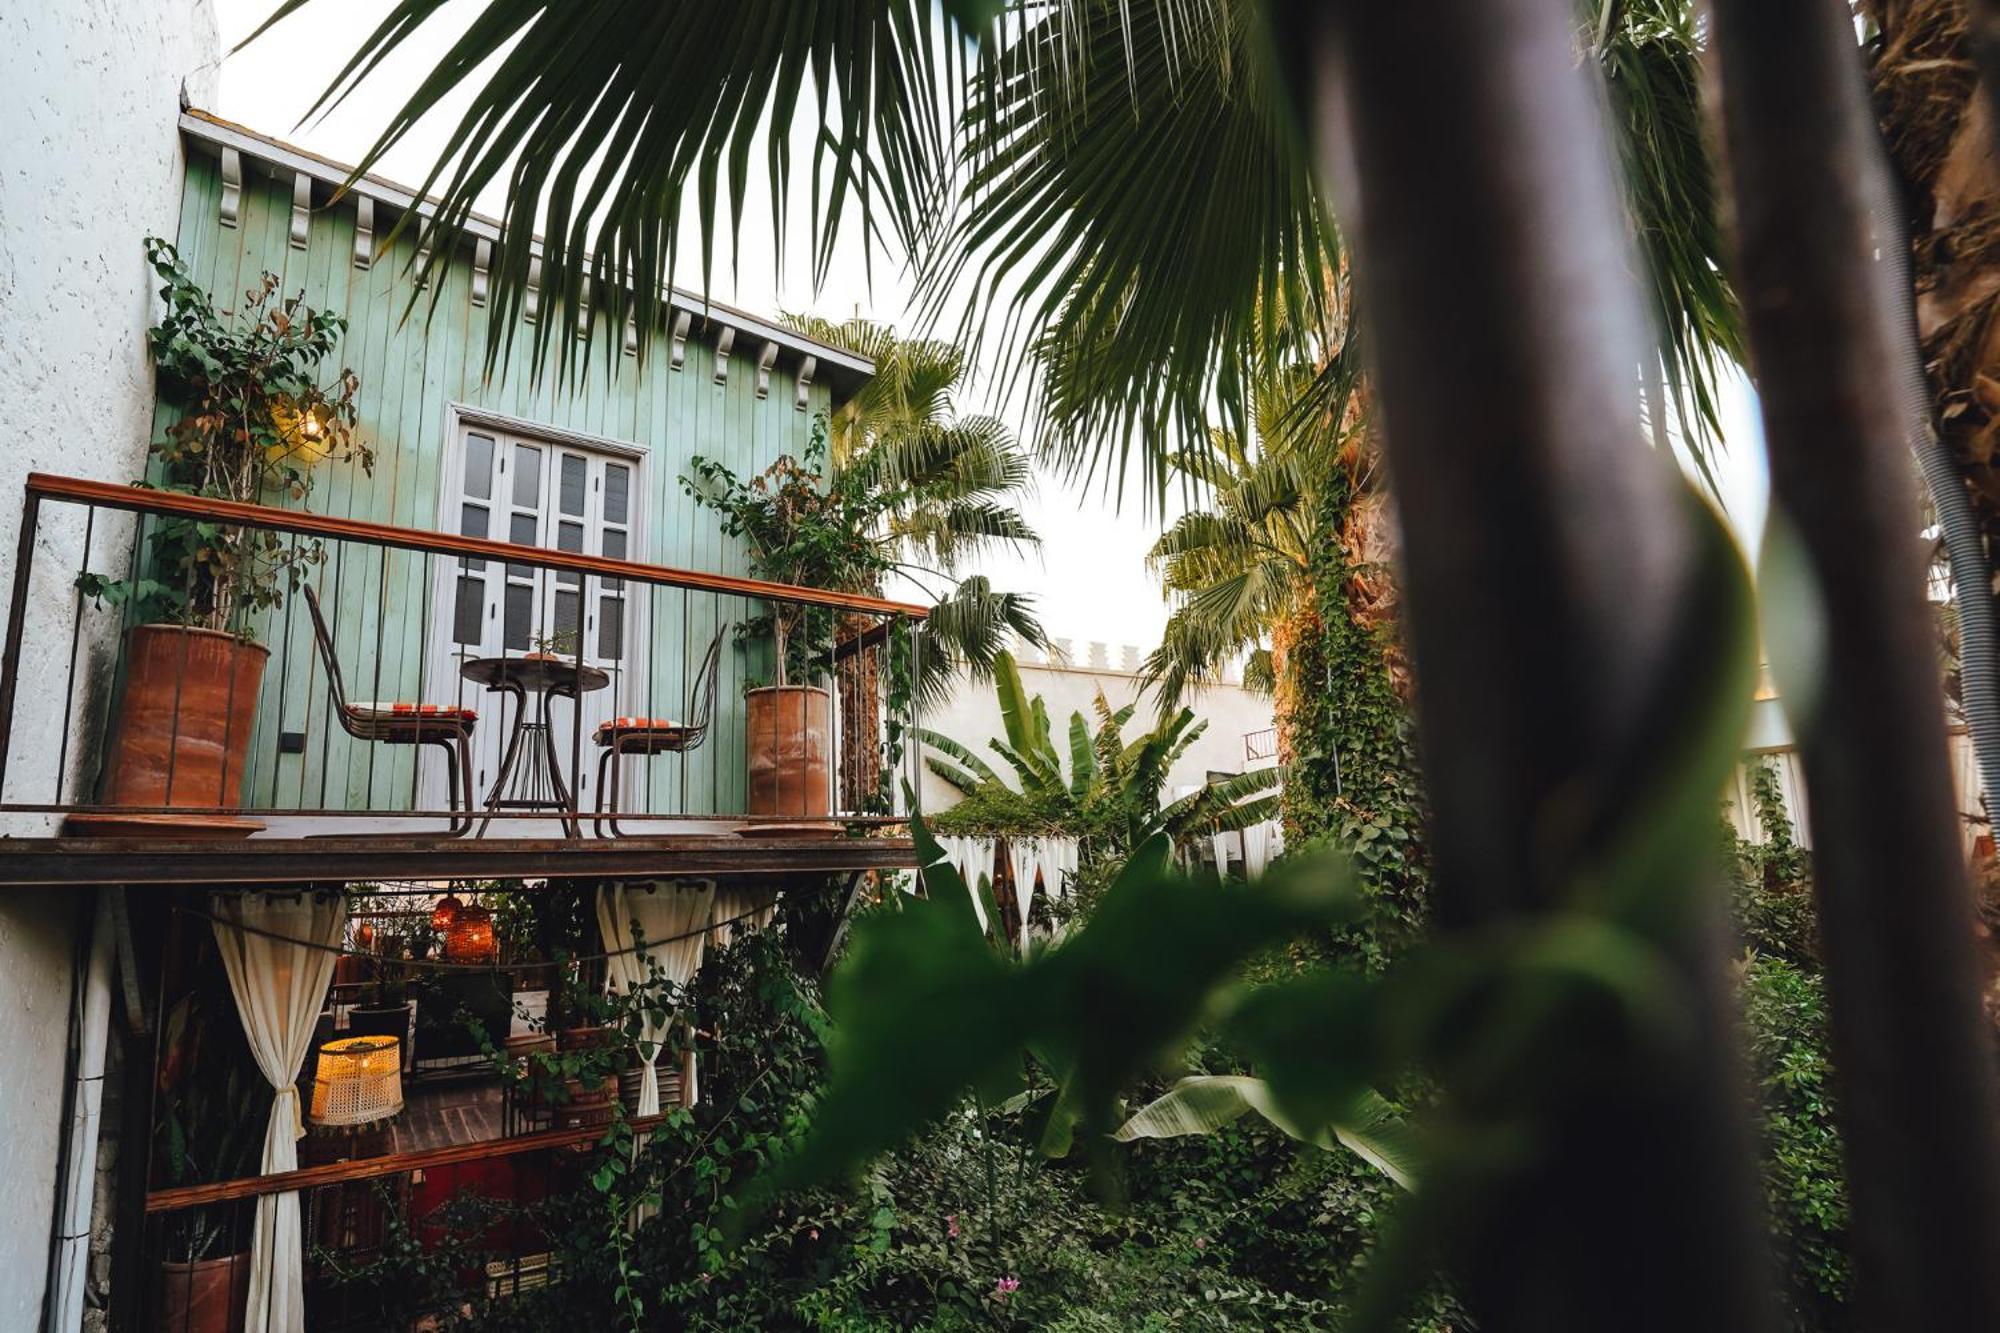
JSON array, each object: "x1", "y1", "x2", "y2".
[{"x1": 0, "y1": 474, "x2": 928, "y2": 842}]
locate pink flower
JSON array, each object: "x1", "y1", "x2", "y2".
[
  {"x1": 808, "y1": 1228, "x2": 819, "y2": 1241},
  {"x1": 1194, "y1": 1237, "x2": 1207, "y2": 1250},
  {"x1": 946, "y1": 1214, "x2": 960, "y2": 1239},
  {"x1": 994, "y1": 1276, "x2": 1020, "y2": 1300}
]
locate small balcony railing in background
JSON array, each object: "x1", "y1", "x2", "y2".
[
  {"x1": 1244, "y1": 726, "x2": 1278, "y2": 766},
  {"x1": 0, "y1": 475, "x2": 928, "y2": 840}
]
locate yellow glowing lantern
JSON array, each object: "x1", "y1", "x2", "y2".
[
  {"x1": 308, "y1": 1036, "x2": 403, "y2": 1127},
  {"x1": 446, "y1": 901, "x2": 497, "y2": 963},
  {"x1": 268, "y1": 396, "x2": 333, "y2": 465},
  {"x1": 430, "y1": 892, "x2": 464, "y2": 933}
]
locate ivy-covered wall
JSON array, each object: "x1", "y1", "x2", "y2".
[{"x1": 1273, "y1": 475, "x2": 1432, "y2": 965}]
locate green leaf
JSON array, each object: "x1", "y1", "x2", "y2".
[{"x1": 1112, "y1": 1074, "x2": 1417, "y2": 1189}]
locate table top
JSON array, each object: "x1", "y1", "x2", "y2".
[{"x1": 460, "y1": 654, "x2": 611, "y2": 694}]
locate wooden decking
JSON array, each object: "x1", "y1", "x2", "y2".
[
  {"x1": 389, "y1": 1080, "x2": 506, "y2": 1155},
  {"x1": 0, "y1": 831, "x2": 917, "y2": 886}
]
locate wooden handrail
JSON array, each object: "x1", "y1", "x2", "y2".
[
  {"x1": 25, "y1": 473, "x2": 929, "y2": 619},
  {"x1": 145, "y1": 1114, "x2": 667, "y2": 1212}
]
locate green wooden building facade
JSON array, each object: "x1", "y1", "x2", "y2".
[{"x1": 159, "y1": 111, "x2": 874, "y2": 821}]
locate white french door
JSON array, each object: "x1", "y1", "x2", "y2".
[{"x1": 429, "y1": 420, "x2": 648, "y2": 811}]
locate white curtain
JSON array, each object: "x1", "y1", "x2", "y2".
[
  {"x1": 1243, "y1": 822, "x2": 1276, "y2": 878},
  {"x1": 708, "y1": 885, "x2": 778, "y2": 950},
  {"x1": 1049, "y1": 838, "x2": 1080, "y2": 895},
  {"x1": 597, "y1": 880, "x2": 715, "y2": 1114},
  {"x1": 937, "y1": 836, "x2": 996, "y2": 932},
  {"x1": 1006, "y1": 837, "x2": 1042, "y2": 948},
  {"x1": 1044, "y1": 837, "x2": 1080, "y2": 928},
  {"x1": 210, "y1": 891, "x2": 347, "y2": 1333},
  {"x1": 1212, "y1": 830, "x2": 1234, "y2": 877}
]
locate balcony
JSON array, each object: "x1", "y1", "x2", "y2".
[{"x1": 0, "y1": 474, "x2": 923, "y2": 885}]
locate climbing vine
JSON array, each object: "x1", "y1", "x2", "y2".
[{"x1": 1273, "y1": 474, "x2": 1433, "y2": 966}]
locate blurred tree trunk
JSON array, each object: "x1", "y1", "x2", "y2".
[
  {"x1": 1287, "y1": 2, "x2": 1771, "y2": 1326},
  {"x1": 1710, "y1": 2, "x2": 2000, "y2": 1324}
]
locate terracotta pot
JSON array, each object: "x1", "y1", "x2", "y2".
[
  {"x1": 557, "y1": 1023, "x2": 616, "y2": 1054},
  {"x1": 154, "y1": 1251, "x2": 250, "y2": 1333},
  {"x1": 103, "y1": 625, "x2": 268, "y2": 810},
  {"x1": 503, "y1": 1031, "x2": 556, "y2": 1058},
  {"x1": 559, "y1": 1076, "x2": 618, "y2": 1130},
  {"x1": 746, "y1": 685, "x2": 831, "y2": 817}
]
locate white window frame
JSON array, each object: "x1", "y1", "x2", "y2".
[{"x1": 427, "y1": 405, "x2": 652, "y2": 807}]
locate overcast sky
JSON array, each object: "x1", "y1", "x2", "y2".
[{"x1": 210, "y1": 0, "x2": 1771, "y2": 657}]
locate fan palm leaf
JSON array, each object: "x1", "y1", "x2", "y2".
[{"x1": 263, "y1": 0, "x2": 1739, "y2": 485}]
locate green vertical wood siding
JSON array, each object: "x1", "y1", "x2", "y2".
[{"x1": 159, "y1": 148, "x2": 839, "y2": 816}]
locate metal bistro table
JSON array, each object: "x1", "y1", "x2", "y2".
[{"x1": 462, "y1": 655, "x2": 611, "y2": 837}]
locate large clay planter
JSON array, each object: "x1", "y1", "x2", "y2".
[
  {"x1": 102, "y1": 624, "x2": 268, "y2": 811},
  {"x1": 153, "y1": 1250, "x2": 250, "y2": 1333},
  {"x1": 746, "y1": 685, "x2": 830, "y2": 818}
]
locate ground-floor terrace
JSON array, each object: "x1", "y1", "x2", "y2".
[{"x1": 37, "y1": 864, "x2": 908, "y2": 1333}]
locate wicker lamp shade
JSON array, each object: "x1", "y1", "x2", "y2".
[
  {"x1": 309, "y1": 1036, "x2": 404, "y2": 1127},
  {"x1": 446, "y1": 901, "x2": 497, "y2": 963},
  {"x1": 430, "y1": 892, "x2": 464, "y2": 932}
]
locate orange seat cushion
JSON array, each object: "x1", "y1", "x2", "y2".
[
  {"x1": 593, "y1": 716, "x2": 683, "y2": 742},
  {"x1": 350, "y1": 701, "x2": 479, "y2": 723}
]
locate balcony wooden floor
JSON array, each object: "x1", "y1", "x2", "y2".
[{"x1": 0, "y1": 827, "x2": 917, "y2": 886}]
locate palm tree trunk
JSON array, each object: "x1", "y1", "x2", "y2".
[
  {"x1": 1870, "y1": 1, "x2": 2000, "y2": 677},
  {"x1": 1290, "y1": 2, "x2": 1770, "y2": 1326},
  {"x1": 1709, "y1": 3, "x2": 2000, "y2": 1324}
]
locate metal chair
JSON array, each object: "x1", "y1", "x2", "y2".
[
  {"x1": 592, "y1": 622, "x2": 729, "y2": 837},
  {"x1": 303, "y1": 584, "x2": 478, "y2": 837}
]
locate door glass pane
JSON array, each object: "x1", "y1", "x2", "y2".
[
  {"x1": 557, "y1": 520, "x2": 583, "y2": 588},
  {"x1": 598, "y1": 595, "x2": 623, "y2": 660},
  {"x1": 454, "y1": 575, "x2": 485, "y2": 645},
  {"x1": 508, "y1": 513, "x2": 538, "y2": 579},
  {"x1": 512, "y1": 444, "x2": 542, "y2": 508},
  {"x1": 503, "y1": 584, "x2": 533, "y2": 651},
  {"x1": 600, "y1": 529, "x2": 625, "y2": 592},
  {"x1": 604, "y1": 463, "x2": 629, "y2": 524},
  {"x1": 464, "y1": 435, "x2": 494, "y2": 500},
  {"x1": 554, "y1": 588, "x2": 580, "y2": 642},
  {"x1": 559, "y1": 454, "x2": 587, "y2": 516},
  {"x1": 460, "y1": 503, "x2": 488, "y2": 571}
]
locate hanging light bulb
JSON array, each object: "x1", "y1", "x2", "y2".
[{"x1": 430, "y1": 891, "x2": 464, "y2": 932}]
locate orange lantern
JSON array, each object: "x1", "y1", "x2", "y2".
[
  {"x1": 355, "y1": 921, "x2": 376, "y2": 951},
  {"x1": 446, "y1": 900, "x2": 497, "y2": 963},
  {"x1": 430, "y1": 892, "x2": 464, "y2": 932}
]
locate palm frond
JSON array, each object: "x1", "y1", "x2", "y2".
[
  {"x1": 917, "y1": 727, "x2": 1006, "y2": 788},
  {"x1": 1112, "y1": 1075, "x2": 1416, "y2": 1189},
  {"x1": 921, "y1": 0, "x2": 1338, "y2": 499},
  {"x1": 255, "y1": 0, "x2": 974, "y2": 379},
  {"x1": 925, "y1": 755, "x2": 988, "y2": 796},
  {"x1": 1068, "y1": 711, "x2": 1098, "y2": 799},
  {"x1": 1591, "y1": 0, "x2": 1742, "y2": 478}
]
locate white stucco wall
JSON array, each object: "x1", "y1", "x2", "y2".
[
  {"x1": 919, "y1": 641, "x2": 1277, "y2": 815},
  {"x1": 0, "y1": 1, "x2": 218, "y2": 1324}
]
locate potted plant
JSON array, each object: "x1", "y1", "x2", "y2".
[
  {"x1": 78, "y1": 238, "x2": 369, "y2": 830},
  {"x1": 523, "y1": 629, "x2": 579, "y2": 664},
  {"x1": 153, "y1": 983, "x2": 266, "y2": 1332},
  {"x1": 682, "y1": 422, "x2": 886, "y2": 817},
  {"x1": 346, "y1": 956, "x2": 412, "y2": 1048}
]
